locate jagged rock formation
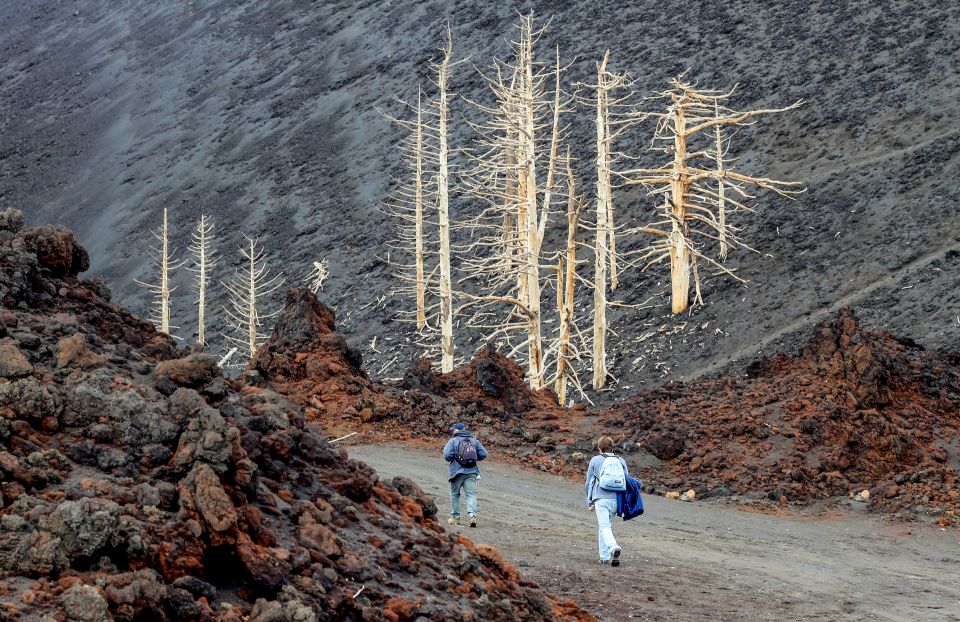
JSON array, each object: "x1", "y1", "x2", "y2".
[
  {"x1": 612, "y1": 309, "x2": 960, "y2": 514},
  {"x1": 252, "y1": 290, "x2": 565, "y2": 445},
  {"x1": 264, "y1": 281, "x2": 959, "y2": 518},
  {"x1": 0, "y1": 213, "x2": 593, "y2": 621}
]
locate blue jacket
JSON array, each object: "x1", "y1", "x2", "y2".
[
  {"x1": 442, "y1": 432, "x2": 488, "y2": 481},
  {"x1": 616, "y1": 475, "x2": 645, "y2": 521}
]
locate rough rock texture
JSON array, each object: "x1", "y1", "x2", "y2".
[
  {"x1": 0, "y1": 218, "x2": 592, "y2": 621},
  {"x1": 402, "y1": 346, "x2": 558, "y2": 417},
  {"x1": 610, "y1": 310, "x2": 960, "y2": 516},
  {"x1": 270, "y1": 292, "x2": 957, "y2": 522},
  {"x1": 253, "y1": 288, "x2": 563, "y2": 441}
]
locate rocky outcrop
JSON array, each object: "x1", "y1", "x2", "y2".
[
  {"x1": 612, "y1": 310, "x2": 960, "y2": 514},
  {"x1": 402, "y1": 346, "x2": 559, "y2": 417},
  {"x1": 0, "y1": 217, "x2": 592, "y2": 621}
]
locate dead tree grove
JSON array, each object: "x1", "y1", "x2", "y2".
[{"x1": 383, "y1": 28, "x2": 461, "y2": 372}]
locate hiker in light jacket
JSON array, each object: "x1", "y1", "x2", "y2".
[
  {"x1": 442, "y1": 423, "x2": 488, "y2": 528},
  {"x1": 585, "y1": 436, "x2": 629, "y2": 566}
]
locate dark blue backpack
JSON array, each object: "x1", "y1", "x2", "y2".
[{"x1": 455, "y1": 437, "x2": 478, "y2": 468}]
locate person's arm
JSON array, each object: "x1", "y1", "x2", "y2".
[
  {"x1": 620, "y1": 456, "x2": 629, "y2": 478},
  {"x1": 585, "y1": 459, "x2": 596, "y2": 507},
  {"x1": 474, "y1": 439, "x2": 488, "y2": 461},
  {"x1": 443, "y1": 438, "x2": 455, "y2": 462}
]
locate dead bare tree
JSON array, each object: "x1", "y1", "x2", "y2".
[
  {"x1": 135, "y1": 207, "x2": 184, "y2": 335},
  {"x1": 434, "y1": 26, "x2": 457, "y2": 373},
  {"x1": 222, "y1": 235, "x2": 285, "y2": 362},
  {"x1": 553, "y1": 151, "x2": 587, "y2": 404},
  {"x1": 305, "y1": 259, "x2": 329, "y2": 294},
  {"x1": 381, "y1": 87, "x2": 431, "y2": 334},
  {"x1": 186, "y1": 214, "x2": 220, "y2": 347},
  {"x1": 582, "y1": 51, "x2": 638, "y2": 389},
  {"x1": 458, "y1": 12, "x2": 574, "y2": 389},
  {"x1": 624, "y1": 77, "x2": 804, "y2": 314}
]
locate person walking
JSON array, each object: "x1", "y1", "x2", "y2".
[
  {"x1": 443, "y1": 423, "x2": 488, "y2": 528},
  {"x1": 585, "y1": 436, "x2": 629, "y2": 566}
]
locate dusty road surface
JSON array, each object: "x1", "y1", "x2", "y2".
[{"x1": 350, "y1": 445, "x2": 960, "y2": 622}]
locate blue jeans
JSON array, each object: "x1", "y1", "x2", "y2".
[
  {"x1": 449, "y1": 473, "x2": 478, "y2": 517},
  {"x1": 594, "y1": 498, "x2": 619, "y2": 560}
]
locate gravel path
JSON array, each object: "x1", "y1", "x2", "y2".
[{"x1": 350, "y1": 444, "x2": 960, "y2": 621}]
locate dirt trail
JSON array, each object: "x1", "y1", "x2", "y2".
[{"x1": 350, "y1": 445, "x2": 960, "y2": 622}]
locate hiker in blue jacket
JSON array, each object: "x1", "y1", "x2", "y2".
[
  {"x1": 585, "y1": 436, "x2": 629, "y2": 566},
  {"x1": 443, "y1": 423, "x2": 488, "y2": 528}
]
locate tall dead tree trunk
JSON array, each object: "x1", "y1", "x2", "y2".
[
  {"x1": 135, "y1": 207, "x2": 184, "y2": 336},
  {"x1": 187, "y1": 214, "x2": 219, "y2": 346},
  {"x1": 668, "y1": 95, "x2": 691, "y2": 314},
  {"x1": 519, "y1": 17, "x2": 544, "y2": 388},
  {"x1": 555, "y1": 151, "x2": 581, "y2": 405},
  {"x1": 713, "y1": 99, "x2": 729, "y2": 260},
  {"x1": 414, "y1": 89, "x2": 427, "y2": 329},
  {"x1": 436, "y1": 28, "x2": 455, "y2": 373},
  {"x1": 592, "y1": 54, "x2": 611, "y2": 390}
]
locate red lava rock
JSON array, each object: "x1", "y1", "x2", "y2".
[
  {"x1": 154, "y1": 354, "x2": 220, "y2": 393},
  {"x1": 55, "y1": 333, "x2": 107, "y2": 370},
  {"x1": 612, "y1": 309, "x2": 960, "y2": 515},
  {"x1": 21, "y1": 224, "x2": 90, "y2": 278}
]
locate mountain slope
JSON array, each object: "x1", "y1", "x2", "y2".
[{"x1": 3, "y1": 0, "x2": 958, "y2": 394}]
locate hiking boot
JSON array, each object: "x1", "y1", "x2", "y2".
[
  {"x1": 448, "y1": 517, "x2": 461, "y2": 526},
  {"x1": 468, "y1": 515, "x2": 477, "y2": 528},
  {"x1": 611, "y1": 547, "x2": 622, "y2": 567}
]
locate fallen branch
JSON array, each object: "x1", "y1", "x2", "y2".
[{"x1": 330, "y1": 432, "x2": 358, "y2": 444}]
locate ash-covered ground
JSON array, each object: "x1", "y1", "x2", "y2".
[{"x1": 3, "y1": 0, "x2": 958, "y2": 401}]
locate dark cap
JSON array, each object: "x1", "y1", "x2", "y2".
[{"x1": 449, "y1": 422, "x2": 466, "y2": 433}]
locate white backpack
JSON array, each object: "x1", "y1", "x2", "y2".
[{"x1": 597, "y1": 454, "x2": 626, "y2": 491}]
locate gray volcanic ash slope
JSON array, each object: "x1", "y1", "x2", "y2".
[{"x1": 2, "y1": 0, "x2": 958, "y2": 393}]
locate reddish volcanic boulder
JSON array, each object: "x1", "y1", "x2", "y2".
[{"x1": 22, "y1": 224, "x2": 90, "y2": 278}]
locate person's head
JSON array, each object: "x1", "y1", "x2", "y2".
[
  {"x1": 449, "y1": 422, "x2": 466, "y2": 435},
  {"x1": 597, "y1": 436, "x2": 614, "y2": 454}
]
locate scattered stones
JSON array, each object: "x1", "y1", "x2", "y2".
[
  {"x1": 680, "y1": 489, "x2": 696, "y2": 502},
  {"x1": 665, "y1": 491, "x2": 681, "y2": 500},
  {"x1": 854, "y1": 490, "x2": 871, "y2": 502}
]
